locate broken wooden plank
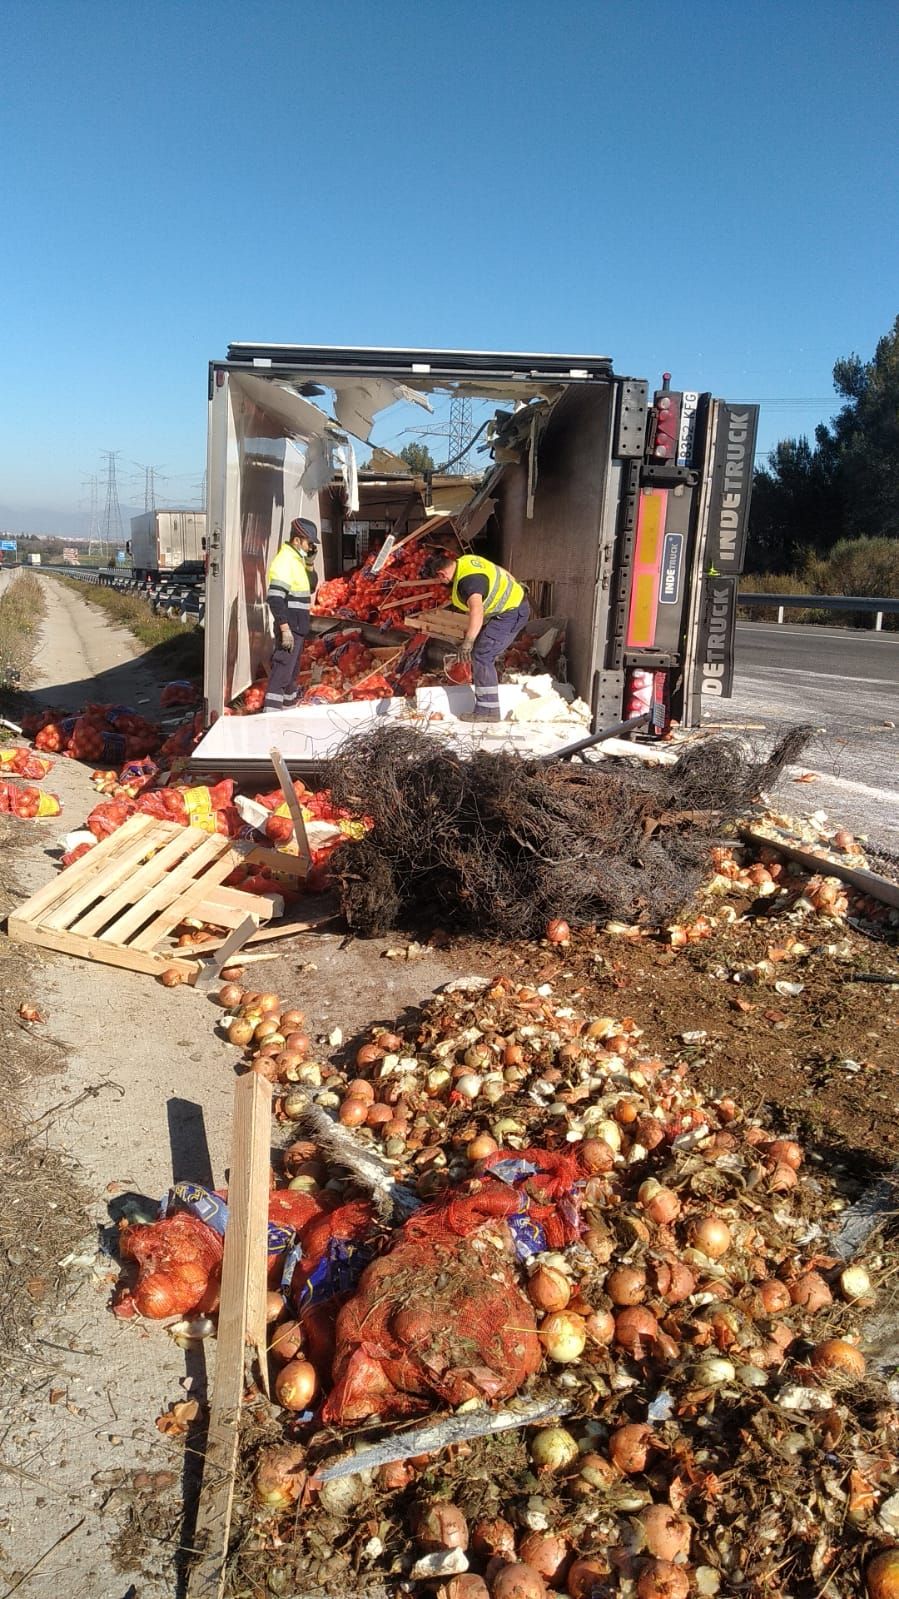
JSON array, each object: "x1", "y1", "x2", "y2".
[
  {"x1": 187, "y1": 1072, "x2": 272, "y2": 1599},
  {"x1": 739, "y1": 827, "x2": 899, "y2": 911},
  {"x1": 269, "y1": 746, "x2": 312, "y2": 873},
  {"x1": 5, "y1": 915, "x2": 198, "y2": 978},
  {"x1": 195, "y1": 916, "x2": 261, "y2": 992}
]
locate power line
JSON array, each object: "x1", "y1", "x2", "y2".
[{"x1": 100, "y1": 450, "x2": 123, "y2": 548}]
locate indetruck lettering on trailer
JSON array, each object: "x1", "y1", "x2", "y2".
[
  {"x1": 719, "y1": 412, "x2": 750, "y2": 563},
  {"x1": 701, "y1": 583, "x2": 733, "y2": 696},
  {"x1": 707, "y1": 403, "x2": 759, "y2": 575}
]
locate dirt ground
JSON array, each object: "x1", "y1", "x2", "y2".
[{"x1": 0, "y1": 576, "x2": 895, "y2": 1598}]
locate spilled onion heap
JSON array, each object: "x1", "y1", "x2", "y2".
[{"x1": 120, "y1": 974, "x2": 893, "y2": 1599}]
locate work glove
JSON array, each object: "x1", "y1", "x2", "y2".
[
  {"x1": 278, "y1": 624, "x2": 294, "y2": 653},
  {"x1": 458, "y1": 638, "x2": 473, "y2": 663}
]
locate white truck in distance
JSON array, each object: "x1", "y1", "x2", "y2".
[{"x1": 128, "y1": 510, "x2": 206, "y2": 579}]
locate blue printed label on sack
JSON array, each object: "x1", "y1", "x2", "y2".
[
  {"x1": 486, "y1": 1158, "x2": 540, "y2": 1185},
  {"x1": 507, "y1": 1210, "x2": 547, "y2": 1262},
  {"x1": 162, "y1": 1182, "x2": 295, "y2": 1256},
  {"x1": 292, "y1": 1237, "x2": 374, "y2": 1313}
]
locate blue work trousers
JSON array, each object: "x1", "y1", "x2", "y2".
[{"x1": 471, "y1": 599, "x2": 530, "y2": 718}]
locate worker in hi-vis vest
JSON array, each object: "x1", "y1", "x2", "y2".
[
  {"x1": 264, "y1": 517, "x2": 319, "y2": 711},
  {"x1": 423, "y1": 550, "x2": 530, "y2": 722}
]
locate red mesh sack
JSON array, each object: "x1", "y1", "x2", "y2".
[
  {"x1": 323, "y1": 1225, "x2": 541, "y2": 1424},
  {"x1": 115, "y1": 1211, "x2": 224, "y2": 1319},
  {"x1": 87, "y1": 798, "x2": 136, "y2": 839}
]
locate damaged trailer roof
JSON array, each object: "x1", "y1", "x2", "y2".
[{"x1": 224, "y1": 344, "x2": 615, "y2": 383}]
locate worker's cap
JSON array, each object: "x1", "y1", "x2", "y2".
[
  {"x1": 290, "y1": 516, "x2": 319, "y2": 545},
  {"x1": 421, "y1": 549, "x2": 456, "y2": 579}
]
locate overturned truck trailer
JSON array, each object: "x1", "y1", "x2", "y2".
[{"x1": 194, "y1": 344, "x2": 758, "y2": 777}]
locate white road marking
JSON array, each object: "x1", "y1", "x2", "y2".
[
  {"x1": 744, "y1": 667, "x2": 899, "y2": 687},
  {"x1": 736, "y1": 624, "x2": 897, "y2": 643}
]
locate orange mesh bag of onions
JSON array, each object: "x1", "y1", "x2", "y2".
[
  {"x1": 318, "y1": 1165, "x2": 584, "y2": 1426},
  {"x1": 114, "y1": 1211, "x2": 224, "y2": 1319},
  {"x1": 322, "y1": 1224, "x2": 541, "y2": 1424}
]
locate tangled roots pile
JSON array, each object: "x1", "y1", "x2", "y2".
[{"x1": 326, "y1": 724, "x2": 811, "y2": 938}]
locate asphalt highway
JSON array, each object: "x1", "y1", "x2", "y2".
[{"x1": 712, "y1": 622, "x2": 899, "y2": 852}]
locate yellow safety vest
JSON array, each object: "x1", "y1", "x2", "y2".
[
  {"x1": 266, "y1": 542, "x2": 311, "y2": 620},
  {"x1": 451, "y1": 555, "x2": 524, "y2": 616}
]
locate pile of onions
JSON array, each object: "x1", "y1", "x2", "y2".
[{"x1": 190, "y1": 958, "x2": 883, "y2": 1597}]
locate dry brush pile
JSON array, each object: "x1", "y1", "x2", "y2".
[{"x1": 325, "y1": 726, "x2": 813, "y2": 940}]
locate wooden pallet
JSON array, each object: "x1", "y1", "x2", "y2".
[
  {"x1": 7, "y1": 813, "x2": 278, "y2": 978},
  {"x1": 402, "y1": 605, "x2": 468, "y2": 643}
]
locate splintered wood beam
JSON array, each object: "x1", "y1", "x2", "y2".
[
  {"x1": 187, "y1": 1073, "x2": 272, "y2": 1599},
  {"x1": 269, "y1": 746, "x2": 312, "y2": 874}
]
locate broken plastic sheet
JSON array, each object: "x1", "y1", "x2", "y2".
[{"x1": 330, "y1": 378, "x2": 433, "y2": 441}]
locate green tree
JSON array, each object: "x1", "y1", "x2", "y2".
[
  {"x1": 399, "y1": 442, "x2": 436, "y2": 475},
  {"x1": 746, "y1": 314, "x2": 899, "y2": 571},
  {"x1": 746, "y1": 433, "x2": 842, "y2": 571},
  {"x1": 823, "y1": 315, "x2": 899, "y2": 539}
]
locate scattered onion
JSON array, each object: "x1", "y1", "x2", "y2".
[
  {"x1": 566, "y1": 1558, "x2": 608, "y2": 1599},
  {"x1": 414, "y1": 1501, "x2": 469, "y2": 1551},
  {"x1": 757, "y1": 1279, "x2": 792, "y2": 1315},
  {"x1": 529, "y1": 1426, "x2": 579, "y2": 1473},
  {"x1": 376, "y1": 1460, "x2": 415, "y2": 1491},
  {"x1": 585, "y1": 1307, "x2": 616, "y2": 1344},
  {"x1": 637, "y1": 1179, "x2": 681, "y2": 1225},
  {"x1": 217, "y1": 982, "x2": 244, "y2": 1008},
  {"x1": 810, "y1": 1338, "x2": 866, "y2": 1377},
  {"x1": 159, "y1": 967, "x2": 184, "y2": 987},
  {"x1": 636, "y1": 1558, "x2": 690, "y2": 1599},
  {"x1": 440, "y1": 1581, "x2": 490, "y2": 1599},
  {"x1": 689, "y1": 1216, "x2": 732, "y2": 1258},
  {"x1": 468, "y1": 1133, "x2": 498, "y2": 1162},
  {"x1": 639, "y1": 1506, "x2": 691, "y2": 1561},
  {"x1": 265, "y1": 1290, "x2": 285, "y2": 1324},
  {"x1": 789, "y1": 1271, "x2": 832, "y2": 1312},
  {"x1": 338, "y1": 1097, "x2": 368, "y2": 1126},
  {"x1": 471, "y1": 1518, "x2": 516, "y2": 1560},
  {"x1": 546, "y1": 918, "x2": 571, "y2": 945},
  {"x1": 608, "y1": 1422, "x2": 655, "y2": 1474},
  {"x1": 345, "y1": 1078, "x2": 376, "y2": 1103},
  {"x1": 579, "y1": 1138, "x2": 615, "y2": 1174},
  {"x1": 767, "y1": 1138, "x2": 803, "y2": 1169},
  {"x1": 491, "y1": 1562, "x2": 547, "y2": 1599},
  {"x1": 254, "y1": 1443, "x2": 306, "y2": 1508},
  {"x1": 614, "y1": 1305, "x2": 659, "y2": 1356},
  {"x1": 528, "y1": 1265, "x2": 571, "y2": 1313},
  {"x1": 274, "y1": 1359, "x2": 317, "y2": 1410},
  {"x1": 269, "y1": 1320, "x2": 303, "y2": 1362},
  {"x1": 279, "y1": 1008, "x2": 305, "y2": 1031},
  {"x1": 539, "y1": 1310, "x2": 587, "y2": 1363},
  {"x1": 227, "y1": 1018, "x2": 254, "y2": 1046},
  {"x1": 840, "y1": 1264, "x2": 873, "y2": 1303},
  {"x1": 606, "y1": 1265, "x2": 647, "y2": 1305},
  {"x1": 518, "y1": 1534, "x2": 569, "y2": 1583},
  {"x1": 866, "y1": 1548, "x2": 899, "y2": 1599}
]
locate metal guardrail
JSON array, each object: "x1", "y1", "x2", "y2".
[
  {"x1": 739, "y1": 593, "x2": 898, "y2": 630},
  {"x1": 39, "y1": 565, "x2": 205, "y2": 625}
]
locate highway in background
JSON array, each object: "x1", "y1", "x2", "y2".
[{"x1": 715, "y1": 622, "x2": 898, "y2": 852}]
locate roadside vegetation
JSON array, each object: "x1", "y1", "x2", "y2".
[
  {"x1": 0, "y1": 569, "x2": 46, "y2": 695},
  {"x1": 745, "y1": 313, "x2": 898, "y2": 628},
  {"x1": 52, "y1": 575, "x2": 204, "y2": 676},
  {"x1": 738, "y1": 536, "x2": 899, "y2": 628}
]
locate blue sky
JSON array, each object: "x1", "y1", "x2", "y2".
[{"x1": 1, "y1": 0, "x2": 897, "y2": 536}]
